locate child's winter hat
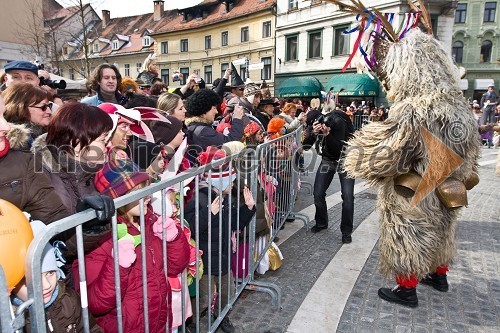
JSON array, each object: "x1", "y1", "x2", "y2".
[
  {"x1": 267, "y1": 118, "x2": 286, "y2": 135},
  {"x1": 30, "y1": 220, "x2": 60, "y2": 278},
  {"x1": 94, "y1": 158, "x2": 150, "y2": 199},
  {"x1": 244, "y1": 121, "x2": 262, "y2": 137}
]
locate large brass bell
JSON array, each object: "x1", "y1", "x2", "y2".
[
  {"x1": 394, "y1": 171, "x2": 422, "y2": 198},
  {"x1": 435, "y1": 178, "x2": 468, "y2": 210}
]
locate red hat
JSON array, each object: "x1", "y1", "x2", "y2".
[
  {"x1": 244, "y1": 121, "x2": 261, "y2": 137},
  {"x1": 94, "y1": 158, "x2": 150, "y2": 199}
]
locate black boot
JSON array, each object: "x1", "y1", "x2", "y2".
[
  {"x1": 219, "y1": 317, "x2": 235, "y2": 333},
  {"x1": 421, "y1": 273, "x2": 449, "y2": 292},
  {"x1": 378, "y1": 285, "x2": 418, "y2": 308}
]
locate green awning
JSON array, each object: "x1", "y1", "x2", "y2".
[
  {"x1": 326, "y1": 73, "x2": 380, "y2": 97},
  {"x1": 278, "y1": 76, "x2": 323, "y2": 98}
]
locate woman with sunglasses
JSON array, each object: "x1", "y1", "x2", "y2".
[{"x1": 2, "y1": 82, "x2": 53, "y2": 151}]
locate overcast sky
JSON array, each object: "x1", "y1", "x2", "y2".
[{"x1": 56, "y1": 0, "x2": 204, "y2": 18}]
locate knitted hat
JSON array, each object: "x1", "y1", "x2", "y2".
[
  {"x1": 197, "y1": 146, "x2": 236, "y2": 191},
  {"x1": 94, "y1": 158, "x2": 150, "y2": 199},
  {"x1": 267, "y1": 117, "x2": 286, "y2": 135},
  {"x1": 148, "y1": 115, "x2": 183, "y2": 145},
  {"x1": 30, "y1": 220, "x2": 59, "y2": 278},
  {"x1": 244, "y1": 83, "x2": 262, "y2": 98},
  {"x1": 221, "y1": 141, "x2": 245, "y2": 157}
]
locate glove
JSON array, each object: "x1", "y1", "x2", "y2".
[
  {"x1": 76, "y1": 195, "x2": 115, "y2": 223},
  {"x1": 152, "y1": 217, "x2": 179, "y2": 242},
  {"x1": 112, "y1": 238, "x2": 136, "y2": 268}
]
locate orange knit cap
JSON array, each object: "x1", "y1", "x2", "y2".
[{"x1": 267, "y1": 118, "x2": 285, "y2": 135}]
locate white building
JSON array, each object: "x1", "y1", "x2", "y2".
[{"x1": 274, "y1": 0, "x2": 456, "y2": 105}]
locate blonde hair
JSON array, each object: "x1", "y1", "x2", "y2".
[
  {"x1": 157, "y1": 93, "x2": 181, "y2": 115},
  {"x1": 281, "y1": 102, "x2": 296, "y2": 115},
  {"x1": 140, "y1": 53, "x2": 157, "y2": 73}
]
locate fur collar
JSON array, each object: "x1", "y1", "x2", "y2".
[
  {"x1": 31, "y1": 133, "x2": 61, "y2": 173},
  {"x1": 185, "y1": 116, "x2": 212, "y2": 127},
  {"x1": 6, "y1": 123, "x2": 30, "y2": 150}
]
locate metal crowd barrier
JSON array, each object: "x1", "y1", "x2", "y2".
[
  {"x1": 353, "y1": 115, "x2": 370, "y2": 129},
  {"x1": 1, "y1": 126, "x2": 307, "y2": 333}
]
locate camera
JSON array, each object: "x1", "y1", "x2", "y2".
[
  {"x1": 315, "y1": 114, "x2": 335, "y2": 128},
  {"x1": 39, "y1": 77, "x2": 66, "y2": 90}
]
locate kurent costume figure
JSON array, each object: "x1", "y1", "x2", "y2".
[{"x1": 327, "y1": 0, "x2": 481, "y2": 307}]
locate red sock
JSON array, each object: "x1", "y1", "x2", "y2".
[
  {"x1": 435, "y1": 265, "x2": 449, "y2": 275},
  {"x1": 395, "y1": 275, "x2": 419, "y2": 288}
]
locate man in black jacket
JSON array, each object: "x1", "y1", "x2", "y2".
[{"x1": 303, "y1": 109, "x2": 355, "y2": 243}]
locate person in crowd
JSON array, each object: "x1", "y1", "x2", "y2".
[
  {"x1": 1, "y1": 61, "x2": 40, "y2": 90},
  {"x1": 150, "y1": 82, "x2": 168, "y2": 96},
  {"x1": 170, "y1": 74, "x2": 201, "y2": 100},
  {"x1": 3, "y1": 82, "x2": 52, "y2": 150},
  {"x1": 31, "y1": 103, "x2": 115, "y2": 258},
  {"x1": 278, "y1": 102, "x2": 305, "y2": 132},
  {"x1": 255, "y1": 98, "x2": 278, "y2": 131},
  {"x1": 303, "y1": 106, "x2": 355, "y2": 244},
  {"x1": 185, "y1": 147, "x2": 255, "y2": 333},
  {"x1": 75, "y1": 158, "x2": 190, "y2": 333},
  {"x1": 0, "y1": 95, "x2": 68, "y2": 223},
  {"x1": 266, "y1": 117, "x2": 286, "y2": 141},
  {"x1": 137, "y1": 53, "x2": 159, "y2": 87},
  {"x1": 123, "y1": 92, "x2": 158, "y2": 109},
  {"x1": 185, "y1": 89, "x2": 245, "y2": 162},
  {"x1": 243, "y1": 121, "x2": 266, "y2": 146},
  {"x1": 12, "y1": 220, "x2": 103, "y2": 333},
  {"x1": 157, "y1": 93, "x2": 187, "y2": 123},
  {"x1": 223, "y1": 64, "x2": 245, "y2": 103},
  {"x1": 81, "y1": 64, "x2": 126, "y2": 106},
  {"x1": 480, "y1": 84, "x2": 498, "y2": 125},
  {"x1": 212, "y1": 68, "x2": 232, "y2": 99},
  {"x1": 120, "y1": 77, "x2": 140, "y2": 95}
]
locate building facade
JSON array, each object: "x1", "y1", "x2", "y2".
[
  {"x1": 152, "y1": 0, "x2": 276, "y2": 89},
  {"x1": 452, "y1": 0, "x2": 500, "y2": 101},
  {"x1": 275, "y1": 0, "x2": 456, "y2": 105}
]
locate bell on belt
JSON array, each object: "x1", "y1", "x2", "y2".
[
  {"x1": 436, "y1": 178, "x2": 467, "y2": 210},
  {"x1": 394, "y1": 171, "x2": 422, "y2": 198}
]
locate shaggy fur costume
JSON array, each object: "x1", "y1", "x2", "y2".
[{"x1": 343, "y1": 29, "x2": 481, "y2": 279}]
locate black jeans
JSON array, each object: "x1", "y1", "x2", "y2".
[{"x1": 313, "y1": 159, "x2": 355, "y2": 235}]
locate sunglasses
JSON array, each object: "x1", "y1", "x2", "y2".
[{"x1": 30, "y1": 102, "x2": 53, "y2": 112}]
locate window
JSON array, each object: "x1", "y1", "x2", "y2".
[
  {"x1": 261, "y1": 57, "x2": 271, "y2": 80},
  {"x1": 205, "y1": 35, "x2": 211, "y2": 50},
  {"x1": 136, "y1": 62, "x2": 142, "y2": 73},
  {"x1": 311, "y1": 0, "x2": 322, "y2": 5},
  {"x1": 241, "y1": 27, "x2": 249, "y2": 42},
  {"x1": 63, "y1": 47, "x2": 68, "y2": 55},
  {"x1": 180, "y1": 67, "x2": 189, "y2": 85},
  {"x1": 334, "y1": 26, "x2": 350, "y2": 56},
  {"x1": 161, "y1": 41, "x2": 168, "y2": 54},
  {"x1": 452, "y1": 41, "x2": 464, "y2": 63},
  {"x1": 480, "y1": 40, "x2": 492, "y2": 62},
  {"x1": 221, "y1": 31, "x2": 228, "y2": 46},
  {"x1": 308, "y1": 30, "x2": 322, "y2": 58},
  {"x1": 240, "y1": 64, "x2": 247, "y2": 82},
  {"x1": 286, "y1": 34, "x2": 298, "y2": 61},
  {"x1": 180, "y1": 39, "x2": 188, "y2": 52},
  {"x1": 93, "y1": 43, "x2": 99, "y2": 53},
  {"x1": 455, "y1": 3, "x2": 467, "y2": 23},
  {"x1": 288, "y1": 0, "x2": 298, "y2": 10},
  {"x1": 204, "y1": 65, "x2": 212, "y2": 84},
  {"x1": 142, "y1": 36, "x2": 151, "y2": 47},
  {"x1": 161, "y1": 69, "x2": 169, "y2": 85},
  {"x1": 262, "y1": 21, "x2": 271, "y2": 38},
  {"x1": 484, "y1": 2, "x2": 496, "y2": 22},
  {"x1": 69, "y1": 68, "x2": 74, "y2": 80},
  {"x1": 221, "y1": 63, "x2": 229, "y2": 78},
  {"x1": 124, "y1": 64, "x2": 130, "y2": 77},
  {"x1": 59, "y1": 68, "x2": 63, "y2": 77},
  {"x1": 112, "y1": 40, "x2": 119, "y2": 50}
]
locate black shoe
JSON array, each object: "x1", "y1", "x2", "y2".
[
  {"x1": 342, "y1": 233, "x2": 352, "y2": 244},
  {"x1": 311, "y1": 225, "x2": 327, "y2": 233},
  {"x1": 378, "y1": 285, "x2": 418, "y2": 308},
  {"x1": 220, "y1": 317, "x2": 235, "y2": 333},
  {"x1": 286, "y1": 218, "x2": 295, "y2": 222},
  {"x1": 421, "y1": 273, "x2": 449, "y2": 292}
]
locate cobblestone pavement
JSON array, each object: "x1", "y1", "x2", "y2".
[
  {"x1": 226, "y1": 188, "x2": 378, "y2": 333},
  {"x1": 337, "y1": 157, "x2": 500, "y2": 333}
]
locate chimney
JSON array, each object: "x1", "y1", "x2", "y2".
[
  {"x1": 102, "y1": 10, "x2": 110, "y2": 27},
  {"x1": 153, "y1": 0, "x2": 165, "y2": 21}
]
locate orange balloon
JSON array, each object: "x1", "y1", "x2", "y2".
[{"x1": 0, "y1": 200, "x2": 34, "y2": 288}]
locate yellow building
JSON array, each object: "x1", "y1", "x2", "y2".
[{"x1": 152, "y1": 0, "x2": 276, "y2": 90}]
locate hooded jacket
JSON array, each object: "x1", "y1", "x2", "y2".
[
  {"x1": 73, "y1": 210, "x2": 190, "y2": 333},
  {"x1": 23, "y1": 282, "x2": 103, "y2": 333},
  {"x1": 0, "y1": 124, "x2": 68, "y2": 223},
  {"x1": 303, "y1": 110, "x2": 354, "y2": 163},
  {"x1": 184, "y1": 186, "x2": 256, "y2": 275}
]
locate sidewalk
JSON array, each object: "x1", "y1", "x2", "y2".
[{"x1": 227, "y1": 148, "x2": 499, "y2": 333}]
